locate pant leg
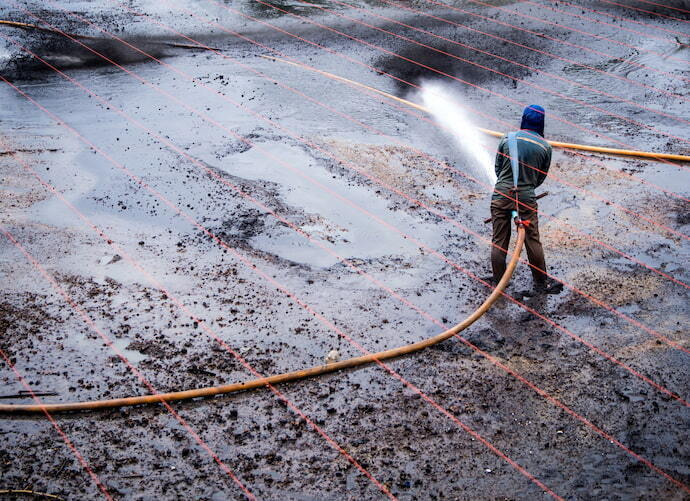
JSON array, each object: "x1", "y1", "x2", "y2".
[
  {"x1": 519, "y1": 201, "x2": 548, "y2": 283},
  {"x1": 490, "y1": 198, "x2": 512, "y2": 283}
]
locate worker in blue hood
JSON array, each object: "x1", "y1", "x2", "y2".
[
  {"x1": 520, "y1": 104, "x2": 545, "y2": 136},
  {"x1": 490, "y1": 105, "x2": 562, "y2": 296}
]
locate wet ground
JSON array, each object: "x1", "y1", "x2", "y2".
[{"x1": 0, "y1": 0, "x2": 688, "y2": 499}]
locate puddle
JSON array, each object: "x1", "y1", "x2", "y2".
[{"x1": 218, "y1": 141, "x2": 436, "y2": 267}]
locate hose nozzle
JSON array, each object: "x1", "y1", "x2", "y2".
[{"x1": 513, "y1": 211, "x2": 530, "y2": 227}]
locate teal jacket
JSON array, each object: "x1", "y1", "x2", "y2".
[{"x1": 492, "y1": 130, "x2": 552, "y2": 202}]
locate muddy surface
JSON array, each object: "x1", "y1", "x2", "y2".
[{"x1": 0, "y1": 0, "x2": 688, "y2": 500}]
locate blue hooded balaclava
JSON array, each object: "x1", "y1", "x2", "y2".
[{"x1": 520, "y1": 104, "x2": 545, "y2": 137}]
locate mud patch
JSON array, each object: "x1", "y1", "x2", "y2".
[
  {"x1": 315, "y1": 138, "x2": 480, "y2": 211},
  {"x1": 372, "y1": 14, "x2": 556, "y2": 93},
  {"x1": 3, "y1": 35, "x2": 173, "y2": 80},
  {"x1": 218, "y1": 209, "x2": 267, "y2": 240},
  {"x1": 0, "y1": 142, "x2": 53, "y2": 221},
  {"x1": 541, "y1": 226, "x2": 603, "y2": 254},
  {"x1": 623, "y1": 195, "x2": 690, "y2": 242},
  {"x1": 246, "y1": 0, "x2": 336, "y2": 19},
  {"x1": 0, "y1": 294, "x2": 57, "y2": 360},
  {"x1": 568, "y1": 267, "x2": 665, "y2": 307},
  {"x1": 550, "y1": 156, "x2": 636, "y2": 192}
]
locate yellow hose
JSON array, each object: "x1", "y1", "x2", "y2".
[
  {"x1": 0, "y1": 228, "x2": 524, "y2": 413},
  {"x1": 261, "y1": 55, "x2": 690, "y2": 163}
]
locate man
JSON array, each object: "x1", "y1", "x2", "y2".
[{"x1": 490, "y1": 104, "x2": 562, "y2": 295}]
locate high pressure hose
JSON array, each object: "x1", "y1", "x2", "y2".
[
  {"x1": 260, "y1": 56, "x2": 690, "y2": 163},
  {"x1": 0, "y1": 228, "x2": 525, "y2": 413}
]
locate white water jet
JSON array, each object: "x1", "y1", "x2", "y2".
[{"x1": 420, "y1": 81, "x2": 497, "y2": 186}]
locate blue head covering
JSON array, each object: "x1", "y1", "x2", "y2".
[{"x1": 520, "y1": 104, "x2": 545, "y2": 137}]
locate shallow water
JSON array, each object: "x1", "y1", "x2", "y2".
[{"x1": 0, "y1": 1, "x2": 688, "y2": 499}]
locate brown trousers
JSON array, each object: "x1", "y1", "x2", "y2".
[{"x1": 490, "y1": 196, "x2": 547, "y2": 284}]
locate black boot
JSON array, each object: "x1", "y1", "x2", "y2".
[{"x1": 521, "y1": 278, "x2": 563, "y2": 297}]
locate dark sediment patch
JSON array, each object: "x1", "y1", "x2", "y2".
[
  {"x1": 0, "y1": 8, "x2": 229, "y2": 80},
  {"x1": 245, "y1": 0, "x2": 337, "y2": 19},
  {"x1": 370, "y1": 13, "x2": 557, "y2": 93},
  {"x1": 2, "y1": 34, "x2": 174, "y2": 80}
]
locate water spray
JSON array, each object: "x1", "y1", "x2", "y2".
[
  {"x1": 419, "y1": 81, "x2": 497, "y2": 186},
  {"x1": 259, "y1": 55, "x2": 690, "y2": 163}
]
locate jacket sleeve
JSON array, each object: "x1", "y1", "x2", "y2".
[
  {"x1": 495, "y1": 137, "x2": 507, "y2": 178},
  {"x1": 535, "y1": 146, "x2": 552, "y2": 187}
]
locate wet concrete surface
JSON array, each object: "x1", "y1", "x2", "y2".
[{"x1": 0, "y1": 0, "x2": 688, "y2": 499}]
